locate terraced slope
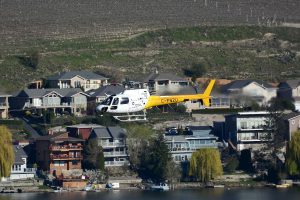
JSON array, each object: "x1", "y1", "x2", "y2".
[{"x1": 0, "y1": 0, "x2": 299, "y2": 44}]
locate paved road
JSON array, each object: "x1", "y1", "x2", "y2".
[{"x1": 19, "y1": 117, "x2": 41, "y2": 139}]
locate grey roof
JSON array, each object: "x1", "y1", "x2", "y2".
[
  {"x1": 144, "y1": 72, "x2": 187, "y2": 82},
  {"x1": 91, "y1": 127, "x2": 111, "y2": 138},
  {"x1": 187, "y1": 126, "x2": 212, "y2": 131},
  {"x1": 165, "y1": 133, "x2": 217, "y2": 142},
  {"x1": 87, "y1": 85, "x2": 125, "y2": 97},
  {"x1": 16, "y1": 88, "x2": 88, "y2": 98},
  {"x1": 13, "y1": 145, "x2": 27, "y2": 165},
  {"x1": 92, "y1": 126, "x2": 126, "y2": 139},
  {"x1": 47, "y1": 71, "x2": 108, "y2": 81},
  {"x1": 107, "y1": 126, "x2": 126, "y2": 139},
  {"x1": 222, "y1": 80, "x2": 275, "y2": 92},
  {"x1": 282, "y1": 112, "x2": 300, "y2": 121},
  {"x1": 186, "y1": 126, "x2": 213, "y2": 137},
  {"x1": 164, "y1": 135, "x2": 187, "y2": 142},
  {"x1": 67, "y1": 124, "x2": 103, "y2": 129},
  {"x1": 0, "y1": 91, "x2": 11, "y2": 97}
]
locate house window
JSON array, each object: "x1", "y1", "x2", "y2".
[
  {"x1": 241, "y1": 121, "x2": 247, "y2": 129},
  {"x1": 72, "y1": 161, "x2": 78, "y2": 165},
  {"x1": 74, "y1": 81, "x2": 81, "y2": 88},
  {"x1": 54, "y1": 161, "x2": 65, "y2": 166}
]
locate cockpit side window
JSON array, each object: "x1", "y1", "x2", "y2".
[
  {"x1": 112, "y1": 97, "x2": 119, "y2": 105},
  {"x1": 101, "y1": 96, "x2": 113, "y2": 105},
  {"x1": 120, "y1": 97, "x2": 129, "y2": 104}
]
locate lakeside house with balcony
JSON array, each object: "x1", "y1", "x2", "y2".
[
  {"x1": 222, "y1": 80, "x2": 277, "y2": 106},
  {"x1": 45, "y1": 71, "x2": 108, "y2": 92},
  {"x1": 9, "y1": 88, "x2": 89, "y2": 116},
  {"x1": 165, "y1": 126, "x2": 218, "y2": 163},
  {"x1": 1, "y1": 145, "x2": 36, "y2": 181},
  {"x1": 224, "y1": 111, "x2": 273, "y2": 152},
  {"x1": 0, "y1": 92, "x2": 10, "y2": 119},
  {"x1": 36, "y1": 132, "x2": 84, "y2": 176},
  {"x1": 89, "y1": 126, "x2": 128, "y2": 167}
]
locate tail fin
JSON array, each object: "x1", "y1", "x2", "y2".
[
  {"x1": 203, "y1": 79, "x2": 215, "y2": 96},
  {"x1": 202, "y1": 79, "x2": 215, "y2": 107}
]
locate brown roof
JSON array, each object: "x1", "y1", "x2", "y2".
[{"x1": 36, "y1": 132, "x2": 84, "y2": 142}]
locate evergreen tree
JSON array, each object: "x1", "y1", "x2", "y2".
[
  {"x1": 286, "y1": 131, "x2": 300, "y2": 177},
  {"x1": 139, "y1": 134, "x2": 172, "y2": 183},
  {"x1": 83, "y1": 138, "x2": 101, "y2": 169},
  {"x1": 96, "y1": 149, "x2": 105, "y2": 171},
  {"x1": 189, "y1": 148, "x2": 223, "y2": 182},
  {"x1": 0, "y1": 126, "x2": 14, "y2": 177}
]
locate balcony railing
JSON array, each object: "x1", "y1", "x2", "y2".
[
  {"x1": 103, "y1": 151, "x2": 127, "y2": 157},
  {"x1": 104, "y1": 160, "x2": 129, "y2": 167},
  {"x1": 11, "y1": 168, "x2": 36, "y2": 174},
  {"x1": 50, "y1": 154, "x2": 83, "y2": 160},
  {"x1": 49, "y1": 145, "x2": 83, "y2": 151},
  {"x1": 169, "y1": 144, "x2": 217, "y2": 152},
  {"x1": 99, "y1": 142, "x2": 125, "y2": 147},
  {"x1": 25, "y1": 102, "x2": 73, "y2": 108}
]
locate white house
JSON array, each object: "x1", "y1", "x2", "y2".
[
  {"x1": 2, "y1": 146, "x2": 36, "y2": 181},
  {"x1": 89, "y1": 126, "x2": 129, "y2": 167},
  {"x1": 45, "y1": 71, "x2": 109, "y2": 92},
  {"x1": 222, "y1": 80, "x2": 277, "y2": 106},
  {"x1": 224, "y1": 111, "x2": 272, "y2": 152}
]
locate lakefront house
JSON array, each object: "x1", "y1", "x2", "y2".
[
  {"x1": 89, "y1": 126, "x2": 129, "y2": 167},
  {"x1": 36, "y1": 132, "x2": 84, "y2": 176}
]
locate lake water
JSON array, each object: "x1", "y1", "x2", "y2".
[{"x1": 1, "y1": 188, "x2": 300, "y2": 200}]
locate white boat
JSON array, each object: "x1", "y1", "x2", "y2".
[
  {"x1": 85, "y1": 184, "x2": 94, "y2": 191},
  {"x1": 150, "y1": 183, "x2": 170, "y2": 191},
  {"x1": 52, "y1": 186, "x2": 62, "y2": 192}
]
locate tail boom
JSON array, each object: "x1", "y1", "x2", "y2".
[{"x1": 144, "y1": 79, "x2": 215, "y2": 109}]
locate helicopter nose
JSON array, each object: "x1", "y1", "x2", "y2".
[{"x1": 96, "y1": 105, "x2": 108, "y2": 112}]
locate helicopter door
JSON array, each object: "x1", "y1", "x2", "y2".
[{"x1": 110, "y1": 97, "x2": 119, "y2": 110}]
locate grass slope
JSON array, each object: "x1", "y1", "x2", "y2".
[{"x1": 0, "y1": 26, "x2": 299, "y2": 92}]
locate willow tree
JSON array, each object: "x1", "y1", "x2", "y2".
[
  {"x1": 189, "y1": 148, "x2": 223, "y2": 182},
  {"x1": 286, "y1": 131, "x2": 300, "y2": 177},
  {"x1": 0, "y1": 125, "x2": 14, "y2": 178}
]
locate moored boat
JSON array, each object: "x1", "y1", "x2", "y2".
[{"x1": 150, "y1": 183, "x2": 170, "y2": 191}]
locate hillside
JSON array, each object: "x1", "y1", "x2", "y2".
[
  {"x1": 1, "y1": 0, "x2": 300, "y2": 44},
  {"x1": 0, "y1": 26, "x2": 299, "y2": 92}
]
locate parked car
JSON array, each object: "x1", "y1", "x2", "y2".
[{"x1": 165, "y1": 127, "x2": 178, "y2": 135}]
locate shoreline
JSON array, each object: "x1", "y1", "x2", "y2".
[{"x1": 0, "y1": 181, "x2": 291, "y2": 194}]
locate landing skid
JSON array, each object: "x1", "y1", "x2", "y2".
[{"x1": 113, "y1": 111, "x2": 147, "y2": 122}]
